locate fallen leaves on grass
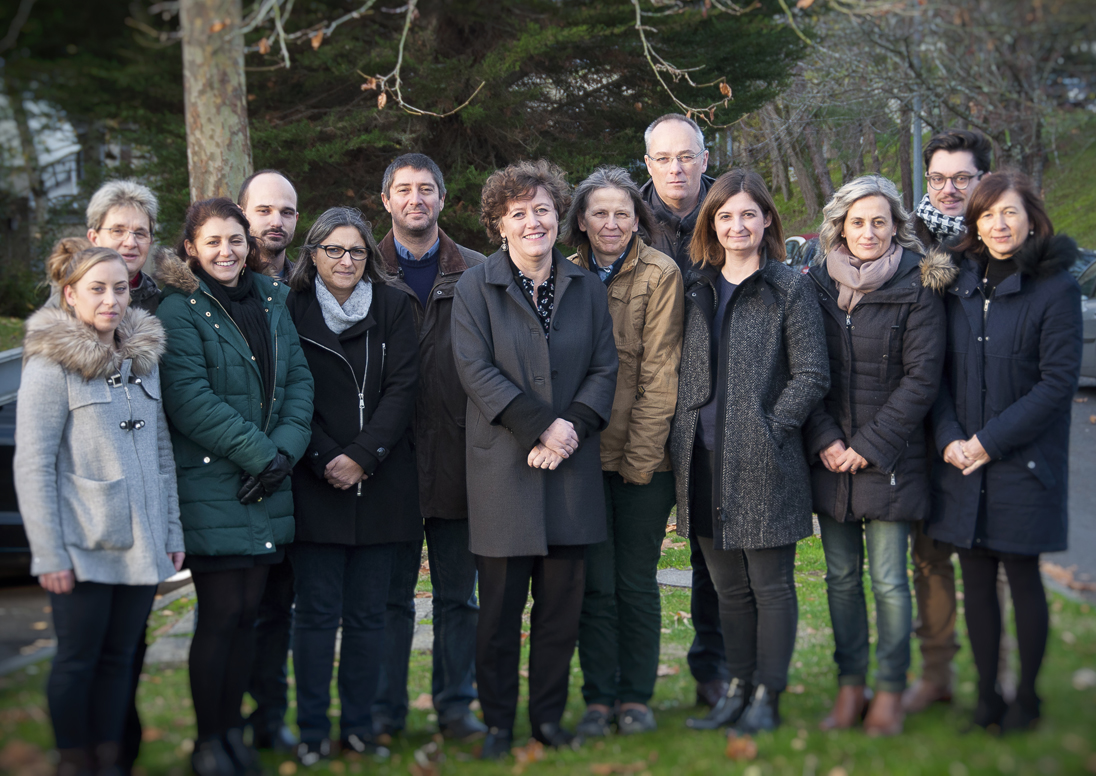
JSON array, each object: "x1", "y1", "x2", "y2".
[
  {"x1": 511, "y1": 740, "x2": 546, "y2": 774},
  {"x1": 1041, "y1": 561, "x2": 1096, "y2": 591},
  {"x1": 787, "y1": 684, "x2": 805, "y2": 694},
  {"x1": 141, "y1": 727, "x2": 164, "y2": 742},
  {"x1": 410, "y1": 693, "x2": 434, "y2": 711},
  {"x1": 656, "y1": 664, "x2": 680, "y2": 677},
  {"x1": 277, "y1": 761, "x2": 297, "y2": 775},
  {"x1": 410, "y1": 738, "x2": 445, "y2": 776},
  {"x1": 725, "y1": 732, "x2": 758, "y2": 761},
  {"x1": 0, "y1": 741, "x2": 51, "y2": 776},
  {"x1": 1073, "y1": 667, "x2": 1096, "y2": 690},
  {"x1": 661, "y1": 536, "x2": 685, "y2": 551}
]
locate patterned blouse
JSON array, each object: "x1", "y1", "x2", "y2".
[{"x1": 513, "y1": 261, "x2": 556, "y2": 340}]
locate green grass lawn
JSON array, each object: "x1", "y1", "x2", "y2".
[{"x1": 2, "y1": 535, "x2": 1095, "y2": 775}]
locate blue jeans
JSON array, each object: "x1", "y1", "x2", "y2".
[
  {"x1": 290, "y1": 542, "x2": 395, "y2": 742},
  {"x1": 373, "y1": 518, "x2": 479, "y2": 727},
  {"x1": 818, "y1": 515, "x2": 912, "y2": 693}
]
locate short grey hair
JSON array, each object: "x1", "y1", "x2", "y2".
[
  {"x1": 643, "y1": 114, "x2": 705, "y2": 155},
  {"x1": 820, "y1": 175, "x2": 924, "y2": 256},
  {"x1": 560, "y1": 166, "x2": 655, "y2": 249},
  {"x1": 381, "y1": 153, "x2": 446, "y2": 199},
  {"x1": 287, "y1": 206, "x2": 393, "y2": 291},
  {"x1": 86, "y1": 179, "x2": 159, "y2": 233}
]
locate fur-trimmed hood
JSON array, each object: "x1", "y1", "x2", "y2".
[
  {"x1": 919, "y1": 247, "x2": 960, "y2": 293},
  {"x1": 22, "y1": 306, "x2": 166, "y2": 380},
  {"x1": 155, "y1": 251, "x2": 201, "y2": 295}
]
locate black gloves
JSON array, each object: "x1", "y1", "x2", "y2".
[{"x1": 237, "y1": 452, "x2": 293, "y2": 505}]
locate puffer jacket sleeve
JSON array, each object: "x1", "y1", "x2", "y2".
[
  {"x1": 770, "y1": 276, "x2": 830, "y2": 432},
  {"x1": 343, "y1": 292, "x2": 419, "y2": 476},
  {"x1": 849, "y1": 288, "x2": 946, "y2": 471},
  {"x1": 158, "y1": 300, "x2": 279, "y2": 476},
  {"x1": 619, "y1": 264, "x2": 683, "y2": 484},
  {"x1": 13, "y1": 359, "x2": 73, "y2": 575},
  {"x1": 977, "y1": 279, "x2": 1082, "y2": 459},
  {"x1": 266, "y1": 315, "x2": 314, "y2": 465},
  {"x1": 804, "y1": 404, "x2": 845, "y2": 460}
]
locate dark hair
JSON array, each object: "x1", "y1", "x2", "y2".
[
  {"x1": 381, "y1": 153, "x2": 446, "y2": 198},
  {"x1": 237, "y1": 168, "x2": 297, "y2": 209},
  {"x1": 479, "y1": 160, "x2": 571, "y2": 245},
  {"x1": 923, "y1": 129, "x2": 992, "y2": 175},
  {"x1": 560, "y1": 166, "x2": 655, "y2": 249},
  {"x1": 953, "y1": 169, "x2": 1053, "y2": 258},
  {"x1": 690, "y1": 169, "x2": 785, "y2": 268},
  {"x1": 175, "y1": 197, "x2": 265, "y2": 275},
  {"x1": 287, "y1": 207, "x2": 392, "y2": 292}
]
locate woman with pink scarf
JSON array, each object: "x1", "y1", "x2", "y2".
[{"x1": 803, "y1": 176, "x2": 956, "y2": 737}]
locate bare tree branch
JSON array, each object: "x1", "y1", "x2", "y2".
[{"x1": 0, "y1": 0, "x2": 38, "y2": 54}]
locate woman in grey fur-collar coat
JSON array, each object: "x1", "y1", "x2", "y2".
[
  {"x1": 14, "y1": 243, "x2": 183, "y2": 774},
  {"x1": 671, "y1": 171, "x2": 829, "y2": 736}
]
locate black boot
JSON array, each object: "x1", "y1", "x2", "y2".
[
  {"x1": 480, "y1": 728, "x2": 513, "y2": 760},
  {"x1": 93, "y1": 742, "x2": 123, "y2": 776},
  {"x1": 970, "y1": 688, "x2": 1007, "y2": 734},
  {"x1": 190, "y1": 736, "x2": 237, "y2": 776},
  {"x1": 1001, "y1": 693, "x2": 1040, "y2": 734},
  {"x1": 222, "y1": 729, "x2": 262, "y2": 776},
  {"x1": 686, "y1": 678, "x2": 752, "y2": 729},
  {"x1": 734, "y1": 684, "x2": 781, "y2": 734},
  {"x1": 56, "y1": 748, "x2": 93, "y2": 776}
]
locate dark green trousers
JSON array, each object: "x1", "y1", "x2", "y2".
[{"x1": 578, "y1": 470, "x2": 676, "y2": 706}]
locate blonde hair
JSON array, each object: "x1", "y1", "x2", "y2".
[
  {"x1": 47, "y1": 237, "x2": 128, "y2": 313},
  {"x1": 820, "y1": 175, "x2": 923, "y2": 256}
]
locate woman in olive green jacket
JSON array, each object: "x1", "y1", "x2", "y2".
[{"x1": 156, "y1": 197, "x2": 313, "y2": 776}]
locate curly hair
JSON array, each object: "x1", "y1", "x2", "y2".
[
  {"x1": 690, "y1": 170, "x2": 785, "y2": 269},
  {"x1": 479, "y1": 160, "x2": 571, "y2": 245},
  {"x1": 819, "y1": 175, "x2": 923, "y2": 257}
]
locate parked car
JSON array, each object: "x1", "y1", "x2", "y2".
[
  {"x1": 1074, "y1": 250, "x2": 1096, "y2": 382},
  {"x1": 785, "y1": 233, "x2": 819, "y2": 273}
]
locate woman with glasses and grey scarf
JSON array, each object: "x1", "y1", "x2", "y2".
[{"x1": 284, "y1": 208, "x2": 420, "y2": 765}]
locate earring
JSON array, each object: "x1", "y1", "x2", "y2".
[
  {"x1": 1029, "y1": 229, "x2": 1034, "y2": 235},
  {"x1": 501, "y1": 236, "x2": 508, "y2": 252},
  {"x1": 977, "y1": 235, "x2": 982, "y2": 241}
]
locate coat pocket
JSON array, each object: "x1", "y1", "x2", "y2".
[{"x1": 59, "y1": 473, "x2": 133, "y2": 550}]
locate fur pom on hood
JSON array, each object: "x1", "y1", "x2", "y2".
[
  {"x1": 919, "y1": 248, "x2": 960, "y2": 293},
  {"x1": 22, "y1": 306, "x2": 166, "y2": 380},
  {"x1": 155, "y1": 251, "x2": 201, "y2": 295}
]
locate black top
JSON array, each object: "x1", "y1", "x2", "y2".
[{"x1": 697, "y1": 274, "x2": 737, "y2": 451}]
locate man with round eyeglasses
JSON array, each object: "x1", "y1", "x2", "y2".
[
  {"x1": 640, "y1": 114, "x2": 715, "y2": 275},
  {"x1": 913, "y1": 129, "x2": 992, "y2": 251}
]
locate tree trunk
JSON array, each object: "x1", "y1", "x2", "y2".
[
  {"x1": 781, "y1": 131, "x2": 820, "y2": 221},
  {"x1": 803, "y1": 122, "x2": 834, "y2": 201},
  {"x1": 850, "y1": 118, "x2": 864, "y2": 180},
  {"x1": 4, "y1": 78, "x2": 50, "y2": 245},
  {"x1": 760, "y1": 106, "x2": 790, "y2": 202},
  {"x1": 898, "y1": 106, "x2": 913, "y2": 211},
  {"x1": 180, "y1": 0, "x2": 253, "y2": 201},
  {"x1": 864, "y1": 120, "x2": 882, "y2": 175}
]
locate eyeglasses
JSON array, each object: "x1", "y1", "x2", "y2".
[
  {"x1": 316, "y1": 244, "x2": 369, "y2": 262},
  {"x1": 98, "y1": 226, "x2": 152, "y2": 243},
  {"x1": 926, "y1": 172, "x2": 983, "y2": 191},
  {"x1": 647, "y1": 152, "x2": 704, "y2": 168}
]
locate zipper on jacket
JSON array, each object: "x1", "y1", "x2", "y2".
[
  {"x1": 890, "y1": 472, "x2": 896, "y2": 486},
  {"x1": 298, "y1": 332, "x2": 370, "y2": 497}
]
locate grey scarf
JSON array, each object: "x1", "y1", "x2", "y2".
[{"x1": 315, "y1": 275, "x2": 373, "y2": 334}]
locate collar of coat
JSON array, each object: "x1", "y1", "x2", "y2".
[
  {"x1": 568, "y1": 234, "x2": 642, "y2": 278},
  {"x1": 684, "y1": 251, "x2": 773, "y2": 295},
  {"x1": 640, "y1": 174, "x2": 717, "y2": 233},
  {"x1": 156, "y1": 251, "x2": 286, "y2": 302},
  {"x1": 483, "y1": 246, "x2": 588, "y2": 288},
  {"x1": 948, "y1": 234, "x2": 1079, "y2": 298},
  {"x1": 377, "y1": 228, "x2": 472, "y2": 276},
  {"x1": 22, "y1": 305, "x2": 165, "y2": 380},
  {"x1": 808, "y1": 246, "x2": 958, "y2": 296}
]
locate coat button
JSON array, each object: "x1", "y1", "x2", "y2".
[
  {"x1": 377, "y1": 447, "x2": 386, "y2": 455},
  {"x1": 273, "y1": 282, "x2": 279, "y2": 287},
  {"x1": 190, "y1": 299, "x2": 196, "y2": 304},
  {"x1": 215, "y1": 324, "x2": 220, "y2": 329},
  {"x1": 265, "y1": 541, "x2": 273, "y2": 548},
  {"x1": 203, "y1": 456, "x2": 211, "y2": 463},
  {"x1": 135, "y1": 378, "x2": 141, "y2": 384},
  {"x1": 120, "y1": 421, "x2": 127, "y2": 429},
  {"x1": 206, "y1": 312, "x2": 212, "y2": 317},
  {"x1": 252, "y1": 356, "x2": 256, "y2": 360},
  {"x1": 1027, "y1": 461, "x2": 1036, "y2": 469},
  {"x1": 977, "y1": 337, "x2": 982, "y2": 341},
  {"x1": 267, "y1": 297, "x2": 273, "y2": 302}
]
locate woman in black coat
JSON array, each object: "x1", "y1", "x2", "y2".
[
  {"x1": 929, "y1": 170, "x2": 1082, "y2": 732},
  {"x1": 804, "y1": 175, "x2": 954, "y2": 736},
  {"x1": 285, "y1": 207, "x2": 420, "y2": 763},
  {"x1": 671, "y1": 170, "x2": 829, "y2": 735}
]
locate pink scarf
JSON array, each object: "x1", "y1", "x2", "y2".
[{"x1": 826, "y1": 242, "x2": 902, "y2": 313}]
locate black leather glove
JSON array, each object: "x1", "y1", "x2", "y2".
[{"x1": 236, "y1": 453, "x2": 293, "y2": 505}]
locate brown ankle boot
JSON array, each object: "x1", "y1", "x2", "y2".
[
  {"x1": 863, "y1": 691, "x2": 905, "y2": 736},
  {"x1": 819, "y1": 685, "x2": 871, "y2": 731}
]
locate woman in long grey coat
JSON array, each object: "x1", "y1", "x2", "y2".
[
  {"x1": 673, "y1": 170, "x2": 829, "y2": 735},
  {"x1": 14, "y1": 240, "x2": 184, "y2": 776},
  {"x1": 452, "y1": 160, "x2": 617, "y2": 758}
]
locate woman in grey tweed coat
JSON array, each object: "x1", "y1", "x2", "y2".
[{"x1": 672, "y1": 170, "x2": 829, "y2": 735}]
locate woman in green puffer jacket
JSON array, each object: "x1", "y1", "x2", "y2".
[{"x1": 156, "y1": 197, "x2": 313, "y2": 776}]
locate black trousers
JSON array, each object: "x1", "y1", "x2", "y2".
[
  {"x1": 475, "y1": 546, "x2": 585, "y2": 737},
  {"x1": 48, "y1": 582, "x2": 157, "y2": 751},
  {"x1": 247, "y1": 555, "x2": 295, "y2": 730}
]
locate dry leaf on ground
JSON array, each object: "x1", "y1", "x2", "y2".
[
  {"x1": 725, "y1": 733, "x2": 758, "y2": 761},
  {"x1": 656, "y1": 664, "x2": 680, "y2": 677},
  {"x1": 410, "y1": 693, "x2": 434, "y2": 711}
]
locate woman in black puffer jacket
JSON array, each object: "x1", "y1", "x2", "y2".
[{"x1": 804, "y1": 175, "x2": 955, "y2": 737}]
